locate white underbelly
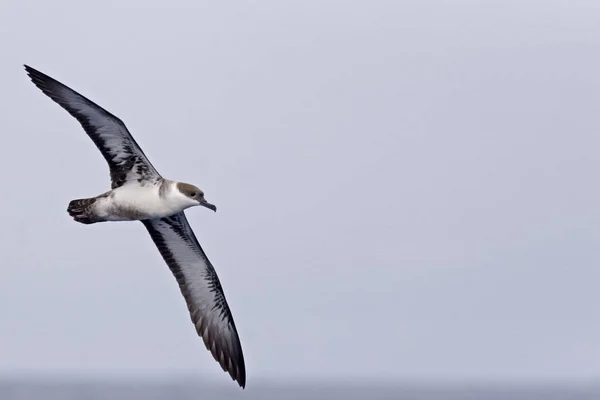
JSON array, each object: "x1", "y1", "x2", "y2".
[{"x1": 96, "y1": 184, "x2": 180, "y2": 221}]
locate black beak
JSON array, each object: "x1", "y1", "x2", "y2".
[{"x1": 200, "y1": 200, "x2": 217, "y2": 212}]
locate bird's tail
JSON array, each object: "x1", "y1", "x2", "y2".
[{"x1": 67, "y1": 197, "x2": 101, "y2": 225}]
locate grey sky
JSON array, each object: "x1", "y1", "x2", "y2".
[{"x1": 1, "y1": 0, "x2": 599, "y2": 386}]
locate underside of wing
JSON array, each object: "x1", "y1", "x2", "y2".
[
  {"x1": 24, "y1": 65, "x2": 161, "y2": 188},
  {"x1": 142, "y1": 213, "x2": 246, "y2": 388}
]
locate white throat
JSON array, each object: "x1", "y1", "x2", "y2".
[{"x1": 167, "y1": 181, "x2": 198, "y2": 211}]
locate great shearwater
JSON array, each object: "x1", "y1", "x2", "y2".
[{"x1": 24, "y1": 65, "x2": 246, "y2": 388}]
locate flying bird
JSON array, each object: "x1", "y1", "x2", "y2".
[{"x1": 24, "y1": 65, "x2": 246, "y2": 388}]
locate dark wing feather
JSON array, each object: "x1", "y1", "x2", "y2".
[
  {"x1": 24, "y1": 65, "x2": 160, "y2": 188},
  {"x1": 142, "y1": 213, "x2": 246, "y2": 388}
]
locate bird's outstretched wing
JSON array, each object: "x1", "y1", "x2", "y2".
[
  {"x1": 24, "y1": 65, "x2": 160, "y2": 188},
  {"x1": 142, "y1": 212, "x2": 246, "y2": 388}
]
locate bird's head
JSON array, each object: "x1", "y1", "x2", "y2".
[{"x1": 176, "y1": 182, "x2": 217, "y2": 212}]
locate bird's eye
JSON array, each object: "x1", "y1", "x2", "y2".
[{"x1": 190, "y1": 192, "x2": 196, "y2": 197}]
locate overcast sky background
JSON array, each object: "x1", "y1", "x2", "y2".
[{"x1": 0, "y1": 0, "x2": 600, "y2": 388}]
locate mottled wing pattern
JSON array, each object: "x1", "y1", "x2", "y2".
[
  {"x1": 142, "y1": 212, "x2": 246, "y2": 388},
  {"x1": 24, "y1": 65, "x2": 161, "y2": 188}
]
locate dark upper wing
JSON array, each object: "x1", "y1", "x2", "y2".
[
  {"x1": 24, "y1": 65, "x2": 161, "y2": 188},
  {"x1": 142, "y1": 212, "x2": 246, "y2": 388}
]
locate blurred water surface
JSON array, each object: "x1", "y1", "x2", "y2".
[{"x1": 1, "y1": 380, "x2": 598, "y2": 400}]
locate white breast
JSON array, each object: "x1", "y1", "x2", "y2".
[{"x1": 95, "y1": 182, "x2": 186, "y2": 221}]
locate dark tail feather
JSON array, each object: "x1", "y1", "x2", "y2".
[{"x1": 67, "y1": 198, "x2": 100, "y2": 224}]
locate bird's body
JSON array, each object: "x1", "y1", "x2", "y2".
[
  {"x1": 68, "y1": 179, "x2": 202, "y2": 223},
  {"x1": 25, "y1": 65, "x2": 246, "y2": 388},
  {"x1": 96, "y1": 180, "x2": 171, "y2": 221}
]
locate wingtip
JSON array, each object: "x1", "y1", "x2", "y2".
[
  {"x1": 23, "y1": 64, "x2": 42, "y2": 83},
  {"x1": 225, "y1": 353, "x2": 246, "y2": 389},
  {"x1": 237, "y1": 369, "x2": 246, "y2": 389},
  {"x1": 234, "y1": 355, "x2": 246, "y2": 389},
  {"x1": 227, "y1": 361, "x2": 246, "y2": 389}
]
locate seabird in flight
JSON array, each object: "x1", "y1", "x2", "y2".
[{"x1": 24, "y1": 65, "x2": 246, "y2": 388}]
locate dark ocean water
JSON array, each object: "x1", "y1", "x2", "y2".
[{"x1": 1, "y1": 380, "x2": 598, "y2": 400}]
